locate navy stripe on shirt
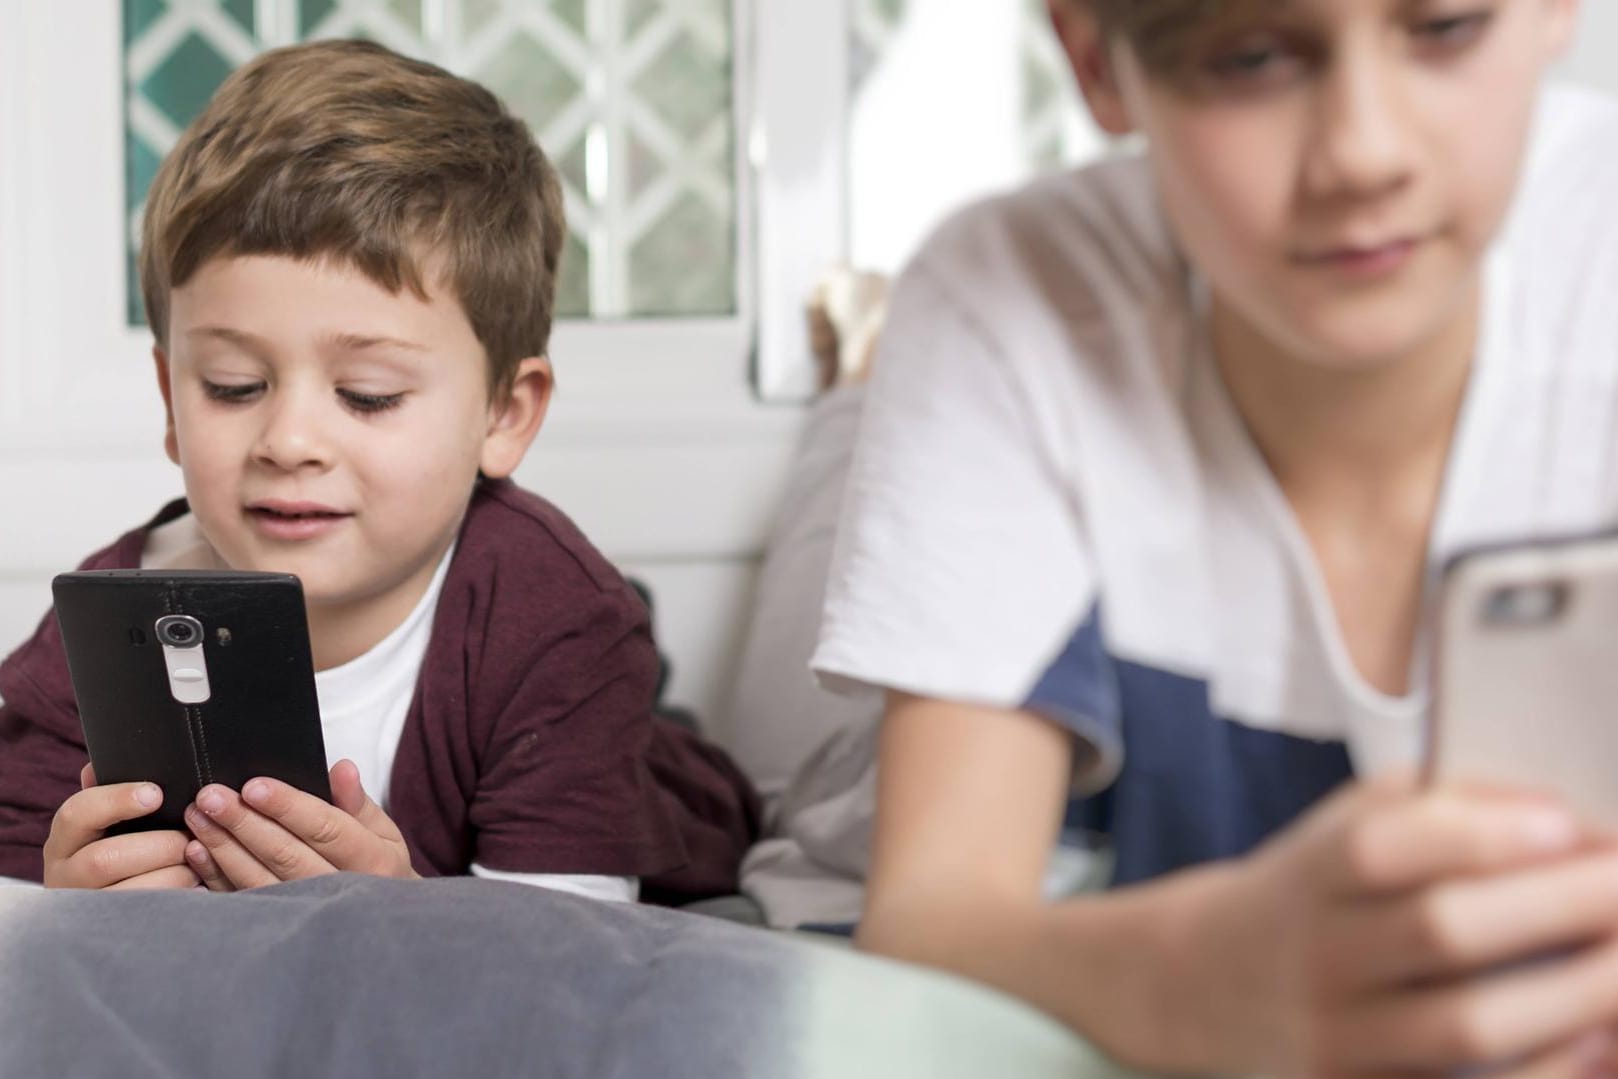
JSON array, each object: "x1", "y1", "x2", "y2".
[{"x1": 1025, "y1": 608, "x2": 1354, "y2": 885}]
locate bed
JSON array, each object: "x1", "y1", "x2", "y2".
[{"x1": 0, "y1": 874, "x2": 1139, "y2": 1078}]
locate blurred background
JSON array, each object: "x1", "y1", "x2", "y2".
[{"x1": 2, "y1": 1, "x2": 1615, "y2": 730}]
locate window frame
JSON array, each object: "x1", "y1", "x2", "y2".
[{"x1": 748, "y1": 0, "x2": 850, "y2": 402}]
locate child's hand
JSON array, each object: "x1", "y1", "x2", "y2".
[
  {"x1": 43, "y1": 763, "x2": 202, "y2": 890},
  {"x1": 1162, "y1": 776, "x2": 1618, "y2": 1076},
  {"x1": 182, "y1": 759, "x2": 418, "y2": 890}
]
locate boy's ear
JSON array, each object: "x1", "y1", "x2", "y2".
[
  {"x1": 479, "y1": 356, "x2": 553, "y2": 480},
  {"x1": 1048, "y1": 0, "x2": 1134, "y2": 136},
  {"x1": 152, "y1": 345, "x2": 181, "y2": 466}
]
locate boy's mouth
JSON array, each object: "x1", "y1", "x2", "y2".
[
  {"x1": 1293, "y1": 231, "x2": 1431, "y2": 278},
  {"x1": 247, "y1": 501, "x2": 350, "y2": 520},
  {"x1": 244, "y1": 501, "x2": 353, "y2": 540}
]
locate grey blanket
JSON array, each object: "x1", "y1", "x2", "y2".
[{"x1": 0, "y1": 875, "x2": 1120, "y2": 1078}]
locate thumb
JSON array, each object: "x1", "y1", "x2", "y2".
[
  {"x1": 79, "y1": 762, "x2": 97, "y2": 790},
  {"x1": 329, "y1": 759, "x2": 400, "y2": 841},
  {"x1": 329, "y1": 759, "x2": 370, "y2": 817}
]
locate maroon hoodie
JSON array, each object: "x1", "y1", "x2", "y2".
[{"x1": 0, "y1": 479, "x2": 759, "y2": 903}]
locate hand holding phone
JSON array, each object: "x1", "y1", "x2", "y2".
[
  {"x1": 182, "y1": 758, "x2": 418, "y2": 891},
  {"x1": 42, "y1": 762, "x2": 200, "y2": 890}
]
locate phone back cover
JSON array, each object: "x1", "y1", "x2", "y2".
[
  {"x1": 1433, "y1": 538, "x2": 1618, "y2": 826},
  {"x1": 52, "y1": 570, "x2": 331, "y2": 833}
]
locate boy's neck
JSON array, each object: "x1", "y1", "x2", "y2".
[
  {"x1": 305, "y1": 538, "x2": 455, "y2": 672},
  {"x1": 1210, "y1": 282, "x2": 1481, "y2": 502}
]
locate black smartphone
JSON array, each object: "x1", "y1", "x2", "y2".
[{"x1": 52, "y1": 569, "x2": 331, "y2": 834}]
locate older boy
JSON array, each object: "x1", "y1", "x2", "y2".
[
  {"x1": 0, "y1": 40, "x2": 756, "y2": 903},
  {"x1": 816, "y1": 0, "x2": 1618, "y2": 1074}
]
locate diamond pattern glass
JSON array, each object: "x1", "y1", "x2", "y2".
[{"x1": 123, "y1": 0, "x2": 736, "y2": 325}]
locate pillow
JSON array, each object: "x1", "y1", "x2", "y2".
[{"x1": 721, "y1": 384, "x2": 880, "y2": 803}]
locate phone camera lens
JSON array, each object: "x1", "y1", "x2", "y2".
[
  {"x1": 1482, "y1": 582, "x2": 1569, "y2": 626},
  {"x1": 155, "y1": 616, "x2": 203, "y2": 648}
]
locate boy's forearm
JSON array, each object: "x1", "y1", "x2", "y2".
[{"x1": 857, "y1": 860, "x2": 1244, "y2": 1075}]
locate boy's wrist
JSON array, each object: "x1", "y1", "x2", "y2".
[
  {"x1": 1147, "y1": 860, "x2": 1261, "y2": 1073},
  {"x1": 1073, "y1": 859, "x2": 1263, "y2": 1075}
]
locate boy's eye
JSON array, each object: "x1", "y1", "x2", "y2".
[
  {"x1": 1200, "y1": 34, "x2": 1307, "y2": 90},
  {"x1": 1412, "y1": 11, "x2": 1494, "y2": 53},
  {"x1": 338, "y1": 388, "x2": 406, "y2": 414},
  {"x1": 1214, "y1": 46, "x2": 1281, "y2": 75},
  {"x1": 202, "y1": 380, "x2": 264, "y2": 404}
]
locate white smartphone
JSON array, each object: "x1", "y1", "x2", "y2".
[{"x1": 1429, "y1": 531, "x2": 1618, "y2": 826}]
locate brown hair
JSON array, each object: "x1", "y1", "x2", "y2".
[
  {"x1": 139, "y1": 39, "x2": 565, "y2": 399},
  {"x1": 1076, "y1": 0, "x2": 1272, "y2": 80}
]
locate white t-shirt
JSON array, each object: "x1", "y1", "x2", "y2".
[
  {"x1": 812, "y1": 85, "x2": 1618, "y2": 887},
  {"x1": 143, "y1": 516, "x2": 636, "y2": 903}
]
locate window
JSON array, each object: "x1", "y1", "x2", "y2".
[
  {"x1": 750, "y1": 0, "x2": 1104, "y2": 398},
  {"x1": 846, "y1": 0, "x2": 1100, "y2": 273},
  {"x1": 122, "y1": 0, "x2": 738, "y2": 325}
]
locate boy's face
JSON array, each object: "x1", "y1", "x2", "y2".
[
  {"x1": 1074, "y1": 0, "x2": 1577, "y2": 370},
  {"x1": 155, "y1": 255, "x2": 548, "y2": 634}
]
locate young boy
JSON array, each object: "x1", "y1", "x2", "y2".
[
  {"x1": 0, "y1": 40, "x2": 757, "y2": 904},
  {"x1": 814, "y1": 0, "x2": 1618, "y2": 1073}
]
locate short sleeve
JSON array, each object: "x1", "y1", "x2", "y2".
[{"x1": 812, "y1": 264, "x2": 1110, "y2": 746}]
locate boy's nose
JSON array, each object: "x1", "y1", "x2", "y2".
[
  {"x1": 253, "y1": 396, "x2": 333, "y2": 472},
  {"x1": 1302, "y1": 52, "x2": 1415, "y2": 203}
]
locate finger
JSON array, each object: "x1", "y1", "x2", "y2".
[
  {"x1": 186, "y1": 804, "x2": 286, "y2": 889},
  {"x1": 1527, "y1": 1030, "x2": 1618, "y2": 1079},
  {"x1": 1335, "y1": 849, "x2": 1618, "y2": 983},
  {"x1": 1340, "y1": 934, "x2": 1618, "y2": 1073},
  {"x1": 1362, "y1": 1030, "x2": 1618, "y2": 1079},
  {"x1": 317, "y1": 763, "x2": 396, "y2": 839},
  {"x1": 184, "y1": 839, "x2": 235, "y2": 893},
  {"x1": 1592, "y1": 1026, "x2": 1618, "y2": 1077},
  {"x1": 191, "y1": 786, "x2": 337, "y2": 883},
  {"x1": 105, "y1": 864, "x2": 203, "y2": 892},
  {"x1": 44, "y1": 782, "x2": 166, "y2": 864},
  {"x1": 69, "y1": 830, "x2": 192, "y2": 890},
  {"x1": 328, "y1": 760, "x2": 367, "y2": 817},
  {"x1": 241, "y1": 773, "x2": 396, "y2": 872},
  {"x1": 1321, "y1": 792, "x2": 1581, "y2": 897},
  {"x1": 79, "y1": 762, "x2": 96, "y2": 790}
]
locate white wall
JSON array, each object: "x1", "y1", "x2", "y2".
[
  {"x1": 847, "y1": 0, "x2": 1104, "y2": 276},
  {"x1": 1564, "y1": 2, "x2": 1618, "y2": 96},
  {"x1": 848, "y1": 3, "x2": 1026, "y2": 274}
]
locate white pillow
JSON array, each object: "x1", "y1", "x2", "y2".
[{"x1": 720, "y1": 384, "x2": 883, "y2": 804}]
